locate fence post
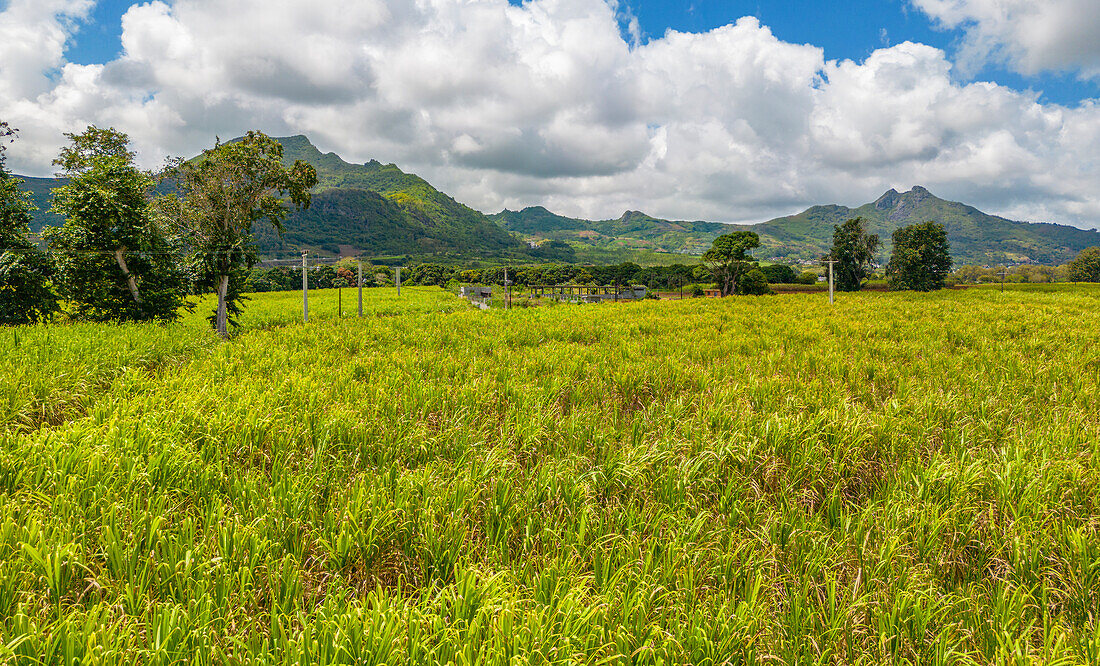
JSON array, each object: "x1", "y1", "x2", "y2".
[{"x1": 302, "y1": 251, "x2": 309, "y2": 323}]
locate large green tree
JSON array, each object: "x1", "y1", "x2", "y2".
[
  {"x1": 162, "y1": 132, "x2": 316, "y2": 337},
  {"x1": 1067, "y1": 247, "x2": 1100, "y2": 283},
  {"x1": 703, "y1": 231, "x2": 761, "y2": 296},
  {"x1": 43, "y1": 126, "x2": 190, "y2": 322},
  {"x1": 886, "y1": 221, "x2": 953, "y2": 291},
  {"x1": 826, "y1": 217, "x2": 879, "y2": 292},
  {"x1": 0, "y1": 122, "x2": 57, "y2": 325}
]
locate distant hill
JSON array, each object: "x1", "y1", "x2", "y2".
[
  {"x1": 17, "y1": 141, "x2": 1098, "y2": 266},
  {"x1": 252, "y1": 135, "x2": 528, "y2": 258},
  {"x1": 754, "y1": 186, "x2": 1100, "y2": 265},
  {"x1": 20, "y1": 175, "x2": 67, "y2": 231},
  {"x1": 493, "y1": 187, "x2": 1099, "y2": 266},
  {"x1": 489, "y1": 207, "x2": 729, "y2": 255},
  {"x1": 18, "y1": 135, "x2": 530, "y2": 261}
]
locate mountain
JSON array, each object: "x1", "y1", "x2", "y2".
[
  {"x1": 489, "y1": 206, "x2": 730, "y2": 255},
  {"x1": 754, "y1": 186, "x2": 1099, "y2": 265},
  {"x1": 18, "y1": 135, "x2": 529, "y2": 261},
  {"x1": 20, "y1": 176, "x2": 68, "y2": 231},
  {"x1": 493, "y1": 187, "x2": 1099, "y2": 266}
]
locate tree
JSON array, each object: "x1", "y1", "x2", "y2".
[
  {"x1": 162, "y1": 132, "x2": 317, "y2": 337},
  {"x1": 702, "y1": 231, "x2": 760, "y2": 296},
  {"x1": 0, "y1": 122, "x2": 57, "y2": 325},
  {"x1": 737, "y1": 268, "x2": 772, "y2": 295},
  {"x1": 43, "y1": 126, "x2": 190, "y2": 322},
  {"x1": 825, "y1": 217, "x2": 878, "y2": 291},
  {"x1": 760, "y1": 263, "x2": 797, "y2": 284},
  {"x1": 886, "y1": 221, "x2": 953, "y2": 291},
  {"x1": 1067, "y1": 247, "x2": 1100, "y2": 283}
]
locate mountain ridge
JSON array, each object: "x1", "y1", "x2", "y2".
[
  {"x1": 13, "y1": 135, "x2": 1098, "y2": 265},
  {"x1": 497, "y1": 186, "x2": 1099, "y2": 265}
]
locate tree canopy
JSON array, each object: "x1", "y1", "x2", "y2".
[
  {"x1": 886, "y1": 221, "x2": 953, "y2": 291},
  {"x1": 826, "y1": 217, "x2": 879, "y2": 292},
  {"x1": 161, "y1": 131, "x2": 317, "y2": 337},
  {"x1": 43, "y1": 127, "x2": 189, "y2": 323},
  {"x1": 1067, "y1": 247, "x2": 1100, "y2": 283},
  {"x1": 702, "y1": 231, "x2": 761, "y2": 296},
  {"x1": 0, "y1": 122, "x2": 57, "y2": 325}
]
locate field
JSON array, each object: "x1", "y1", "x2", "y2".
[{"x1": 2, "y1": 286, "x2": 1099, "y2": 664}]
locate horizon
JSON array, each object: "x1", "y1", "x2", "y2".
[{"x1": 1, "y1": 0, "x2": 1098, "y2": 230}]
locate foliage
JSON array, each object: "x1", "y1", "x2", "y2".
[
  {"x1": 43, "y1": 127, "x2": 189, "y2": 323},
  {"x1": 886, "y1": 221, "x2": 953, "y2": 291},
  {"x1": 2, "y1": 287, "x2": 1100, "y2": 662},
  {"x1": 760, "y1": 263, "x2": 798, "y2": 284},
  {"x1": 0, "y1": 122, "x2": 57, "y2": 325},
  {"x1": 702, "y1": 231, "x2": 761, "y2": 296},
  {"x1": 736, "y1": 267, "x2": 772, "y2": 295},
  {"x1": 1067, "y1": 247, "x2": 1100, "y2": 282},
  {"x1": 826, "y1": 217, "x2": 879, "y2": 292},
  {"x1": 163, "y1": 131, "x2": 317, "y2": 337},
  {"x1": 798, "y1": 270, "x2": 818, "y2": 285}
]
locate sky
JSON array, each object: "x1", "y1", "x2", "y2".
[{"x1": 1, "y1": 0, "x2": 1099, "y2": 229}]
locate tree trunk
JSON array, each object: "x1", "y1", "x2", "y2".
[
  {"x1": 216, "y1": 273, "x2": 230, "y2": 339},
  {"x1": 114, "y1": 248, "x2": 142, "y2": 304}
]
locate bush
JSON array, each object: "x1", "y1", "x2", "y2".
[
  {"x1": 798, "y1": 271, "x2": 818, "y2": 285},
  {"x1": 761, "y1": 264, "x2": 798, "y2": 284},
  {"x1": 737, "y1": 269, "x2": 773, "y2": 295}
]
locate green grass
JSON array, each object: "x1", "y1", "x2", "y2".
[{"x1": 2, "y1": 286, "x2": 1099, "y2": 663}]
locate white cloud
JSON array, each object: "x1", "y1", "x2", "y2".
[
  {"x1": 0, "y1": 0, "x2": 1097, "y2": 229},
  {"x1": 912, "y1": 0, "x2": 1100, "y2": 79}
]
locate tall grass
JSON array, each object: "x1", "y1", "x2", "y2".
[{"x1": 1, "y1": 286, "x2": 1098, "y2": 663}]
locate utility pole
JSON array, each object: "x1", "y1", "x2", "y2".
[
  {"x1": 396, "y1": 266, "x2": 401, "y2": 296},
  {"x1": 1000, "y1": 267, "x2": 1007, "y2": 292},
  {"x1": 679, "y1": 276, "x2": 683, "y2": 300},
  {"x1": 504, "y1": 267, "x2": 510, "y2": 310},
  {"x1": 825, "y1": 259, "x2": 836, "y2": 306},
  {"x1": 357, "y1": 261, "x2": 363, "y2": 317},
  {"x1": 301, "y1": 251, "x2": 309, "y2": 323}
]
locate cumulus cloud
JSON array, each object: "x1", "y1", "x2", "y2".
[
  {"x1": 0, "y1": 0, "x2": 1097, "y2": 229},
  {"x1": 912, "y1": 0, "x2": 1100, "y2": 79}
]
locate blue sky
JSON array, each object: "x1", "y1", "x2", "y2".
[{"x1": 65, "y1": 0, "x2": 1099, "y2": 107}]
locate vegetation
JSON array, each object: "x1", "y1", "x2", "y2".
[
  {"x1": 826, "y1": 217, "x2": 879, "y2": 292},
  {"x1": 43, "y1": 127, "x2": 189, "y2": 323},
  {"x1": 886, "y1": 222, "x2": 953, "y2": 291},
  {"x1": 20, "y1": 138, "x2": 1099, "y2": 267},
  {"x1": 702, "y1": 231, "x2": 762, "y2": 296},
  {"x1": 755, "y1": 186, "x2": 1100, "y2": 265},
  {"x1": 161, "y1": 131, "x2": 317, "y2": 337},
  {"x1": 1, "y1": 286, "x2": 1099, "y2": 662},
  {"x1": 1067, "y1": 247, "x2": 1100, "y2": 282},
  {"x1": 0, "y1": 123, "x2": 57, "y2": 325}
]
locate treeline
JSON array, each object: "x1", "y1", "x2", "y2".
[{"x1": 393, "y1": 261, "x2": 817, "y2": 289}]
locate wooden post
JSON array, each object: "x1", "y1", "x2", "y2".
[
  {"x1": 357, "y1": 261, "x2": 363, "y2": 317},
  {"x1": 396, "y1": 266, "x2": 401, "y2": 296},
  {"x1": 302, "y1": 252, "x2": 309, "y2": 323},
  {"x1": 826, "y1": 259, "x2": 836, "y2": 306}
]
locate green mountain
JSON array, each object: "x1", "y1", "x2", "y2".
[
  {"x1": 18, "y1": 135, "x2": 529, "y2": 261},
  {"x1": 20, "y1": 176, "x2": 67, "y2": 232},
  {"x1": 494, "y1": 187, "x2": 1100, "y2": 266},
  {"x1": 754, "y1": 186, "x2": 1100, "y2": 265},
  {"x1": 489, "y1": 206, "x2": 728, "y2": 255},
  {"x1": 246, "y1": 135, "x2": 527, "y2": 258}
]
